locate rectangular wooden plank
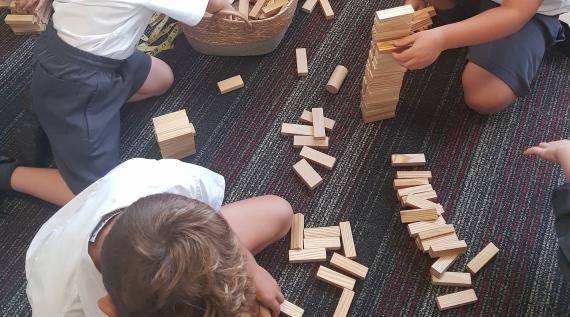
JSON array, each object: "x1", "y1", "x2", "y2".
[
  {"x1": 249, "y1": 0, "x2": 268, "y2": 18},
  {"x1": 330, "y1": 252, "x2": 368, "y2": 279},
  {"x1": 304, "y1": 237, "x2": 341, "y2": 250},
  {"x1": 281, "y1": 300, "x2": 304, "y2": 317},
  {"x1": 301, "y1": 0, "x2": 317, "y2": 12},
  {"x1": 4, "y1": 14, "x2": 35, "y2": 25},
  {"x1": 391, "y1": 153, "x2": 426, "y2": 167},
  {"x1": 293, "y1": 135, "x2": 329, "y2": 149},
  {"x1": 396, "y1": 170, "x2": 432, "y2": 180},
  {"x1": 300, "y1": 146, "x2": 336, "y2": 170},
  {"x1": 466, "y1": 242, "x2": 499, "y2": 274},
  {"x1": 300, "y1": 110, "x2": 335, "y2": 130},
  {"x1": 407, "y1": 217, "x2": 446, "y2": 236},
  {"x1": 261, "y1": 0, "x2": 288, "y2": 16},
  {"x1": 281, "y1": 123, "x2": 314, "y2": 136},
  {"x1": 318, "y1": 0, "x2": 334, "y2": 19},
  {"x1": 304, "y1": 226, "x2": 340, "y2": 238},
  {"x1": 403, "y1": 195, "x2": 440, "y2": 209},
  {"x1": 429, "y1": 240, "x2": 467, "y2": 258},
  {"x1": 436, "y1": 289, "x2": 477, "y2": 311},
  {"x1": 316, "y1": 266, "x2": 356, "y2": 290},
  {"x1": 289, "y1": 248, "x2": 327, "y2": 263},
  {"x1": 420, "y1": 232, "x2": 458, "y2": 252},
  {"x1": 239, "y1": 0, "x2": 249, "y2": 19},
  {"x1": 311, "y1": 108, "x2": 326, "y2": 139},
  {"x1": 431, "y1": 253, "x2": 460, "y2": 278},
  {"x1": 393, "y1": 178, "x2": 429, "y2": 189},
  {"x1": 217, "y1": 75, "x2": 244, "y2": 94},
  {"x1": 400, "y1": 208, "x2": 438, "y2": 223},
  {"x1": 295, "y1": 48, "x2": 308, "y2": 76},
  {"x1": 332, "y1": 288, "x2": 355, "y2": 317},
  {"x1": 375, "y1": 5, "x2": 414, "y2": 21},
  {"x1": 431, "y1": 272, "x2": 472, "y2": 287},
  {"x1": 290, "y1": 213, "x2": 304, "y2": 250},
  {"x1": 417, "y1": 224, "x2": 455, "y2": 240},
  {"x1": 339, "y1": 221, "x2": 356, "y2": 259},
  {"x1": 397, "y1": 184, "x2": 433, "y2": 198},
  {"x1": 293, "y1": 159, "x2": 322, "y2": 189},
  {"x1": 402, "y1": 191, "x2": 438, "y2": 203}
]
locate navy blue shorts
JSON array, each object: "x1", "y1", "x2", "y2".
[
  {"x1": 31, "y1": 22, "x2": 152, "y2": 194},
  {"x1": 438, "y1": 0, "x2": 566, "y2": 96}
]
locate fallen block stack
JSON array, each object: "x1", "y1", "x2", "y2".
[
  {"x1": 4, "y1": 0, "x2": 50, "y2": 35},
  {"x1": 391, "y1": 153, "x2": 499, "y2": 311}
]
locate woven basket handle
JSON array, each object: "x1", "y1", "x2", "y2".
[{"x1": 215, "y1": 9, "x2": 253, "y2": 30}]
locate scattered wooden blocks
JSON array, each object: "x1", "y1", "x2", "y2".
[
  {"x1": 326, "y1": 65, "x2": 348, "y2": 94},
  {"x1": 300, "y1": 146, "x2": 336, "y2": 170},
  {"x1": 280, "y1": 300, "x2": 304, "y2": 317},
  {"x1": 330, "y1": 252, "x2": 368, "y2": 279},
  {"x1": 293, "y1": 135, "x2": 329, "y2": 149},
  {"x1": 301, "y1": 0, "x2": 317, "y2": 13},
  {"x1": 416, "y1": 224, "x2": 455, "y2": 240},
  {"x1": 431, "y1": 272, "x2": 472, "y2": 287},
  {"x1": 466, "y1": 242, "x2": 499, "y2": 274},
  {"x1": 400, "y1": 208, "x2": 438, "y2": 223},
  {"x1": 332, "y1": 288, "x2": 355, "y2": 317},
  {"x1": 217, "y1": 75, "x2": 244, "y2": 94},
  {"x1": 316, "y1": 266, "x2": 356, "y2": 290},
  {"x1": 249, "y1": 0, "x2": 268, "y2": 18},
  {"x1": 281, "y1": 123, "x2": 314, "y2": 136},
  {"x1": 295, "y1": 48, "x2": 308, "y2": 77},
  {"x1": 293, "y1": 159, "x2": 323, "y2": 189},
  {"x1": 291, "y1": 213, "x2": 304, "y2": 250},
  {"x1": 407, "y1": 217, "x2": 445, "y2": 236},
  {"x1": 431, "y1": 253, "x2": 460, "y2": 278},
  {"x1": 152, "y1": 110, "x2": 196, "y2": 159},
  {"x1": 289, "y1": 248, "x2": 327, "y2": 263},
  {"x1": 300, "y1": 110, "x2": 335, "y2": 130},
  {"x1": 318, "y1": 0, "x2": 334, "y2": 19},
  {"x1": 339, "y1": 221, "x2": 356, "y2": 259},
  {"x1": 304, "y1": 226, "x2": 340, "y2": 238},
  {"x1": 429, "y1": 240, "x2": 467, "y2": 258},
  {"x1": 311, "y1": 108, "x2": 326, "y2": 139},
  {"x1": 436, "y1": 289, "x2": 477, "y2": 311},
  {"x1": 391, "y1": 154, "x2": 426, "y2": 166},
  {"x1": 393, "y1": 178, "x2": 430, "y2": 189},
  {"x1": 262, "y1": 0, "x2": 288, "y2": 16},
  {"x1": 396, "y1": 170, "x2": 432, "y2": 180},
  {"x1": 304, "y1": 237, "x2": 341, "y2": 250}
]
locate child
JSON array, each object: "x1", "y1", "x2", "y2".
[
  {"x1": 26, "y1": 158, "x2": 293, "y2": 316},
  {"x1": 0, "y1": 0, "x2": 236, "y2": 206},
  {"x1": 395, "y1": 0, "x2": 568, "y2": 114},
  {"x1": 525, "y1": 140, "x2": 570, "y2": 278}
]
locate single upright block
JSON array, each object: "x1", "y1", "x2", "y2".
[
  {"x1": 293, "y1": 135, "x2": 329, "y2": 149},
  {"x1": 393, "y1": 178, "x2": 430, "y2": 190},
  {"x1": 300, "y1": 110, "x2": 335, "y2": 130},
  {"x1": 152, "y1": 110, "x2": 196, "y2": 159},
  {"x1": 304, "y1": 226, "x2": 340, "y2": 238},
  {"x1": 391, "y1": 153, "x2": 426, "y2": 166},
  {"x1": 466, "y1": 242, "x2": 499, "y2": 274},
  {"x1": 326, "y1": 65, "x2": 348, "y2": 94},
  {"x1": 290, "y1": 213, "x2": 304, "y2": 250},
  {"x1": 429, "y1": 240, "x2": 467, "y2": 258},
  {"x1": 417, "y1": 224, "x2": 455, "y2": 240},
  {"x1": 217, "y1": 75, "x2": 244, "y2": 94},
  {"x1": 436, "y1": 289, "x2": 477, "y2": 311},
  {"x1": 293, "y1": 159, "x2": 323, "y2": 189},
  {"x1": 332, "y1": 288, "x2": 355, "y2": 317},
  {"x1": 396, "y1": 170, "x2": 432, "y2": 180},
  {"x1": 318, "y1": 0, "x2": 334, "y2": 19},
  {"x1": 296, "y1": 48, "x2": 308, "y2": 76},
  {"x1": 289, "y1": 248, "x2": 327, "y2": 263},
  {"x1": 316, "y1": 266, "x2": 356, "y2": 290},
  {"x1": 301, "y1": 0, "x2": 317, "y2": 13},
  {"x1": 280, "y1": 300, "x2": 304, "y2": 317},
  {"x1": 431, "y1": 253, "x2": 460, "y2": 278},
  {"x1": 431, "y1": 272, "x2": 472, "y2": 287},
  {"x1": 281, "y1": 123, "x2": 314, "y2": 136},
  {"x1": 311, "y1": 108, "x2": 326, "y2": 139},
  {"x1": 330, "y1": 252, "x2": 368, "y2": 279},
  {"x1": 339, "y1": 221, "x2": 356, "y2": 259},
  {"x1": 400, "y1": 208, "x2": 438, "y2": 223},
  {"x1": 304, "y1": 237, "x2": 341, "y2": 250},
  {"x1": 239, "y1": 0, "x2": 249, "y2": 18},
  {"x1": 300, "y1": 146, "x2": 336, "y2": 170}
]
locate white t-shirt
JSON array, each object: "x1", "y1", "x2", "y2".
[
  {"x1": 25, "y1": 158, "x2": 225, "y2": 317},
  {"x1": 52, "y1": 0, "x2": 208, "y2": 59},
  {"x1": 492, "y1": 0, "x2": 570, "y2": 16}
]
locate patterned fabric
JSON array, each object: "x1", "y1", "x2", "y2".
[{"x1": 2, "y1": 2, "x2": 570, "y2": 315}]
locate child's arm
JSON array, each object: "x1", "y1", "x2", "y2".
[
  {"x1": 392, "y1": 0, "x2": 543, "y2": 69},
  {"x1": 243, "y1": 249, "x2": 284, "y2": 316}
]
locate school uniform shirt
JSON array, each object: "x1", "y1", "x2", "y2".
[
  {"x1": 552, "y1": 183, "x2": 570, "y2": 278},
  {"x1": 491, "y1": 0, "x2": 570, "y2": 16},
  {"x1": 52, "y1": 0, "x2": 208, "y2": 59},
  {"x1": 25, "y1": 158, "x2": 225, "y2": 317}
]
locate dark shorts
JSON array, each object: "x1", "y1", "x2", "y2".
[
  {"x1": 31, "y1": 22, "x2": 152, "y2": 194},
  {"x1": 439, "y1": 0, "x2": 566, "y2": 96}
]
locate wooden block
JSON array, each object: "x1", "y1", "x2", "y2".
[
  {"x1": 0, "y1": 0, "x2": 10, "y2": 8},
  {"x1": 339, "y1": 221, "x2": 356, "y2": 259},
  {"x1": 330, "y1": 252, "x2": 368, "y2": 279},
  {"x1": 281, "y1": 123, "x2": 313, "y2": 136},
  {"x1": 415, "y1": 6, "x2": 436, "y2": 18},
  {"x1": 397, "y1": 184, "x2": 433, "y2": 198},
  {"x1": 326, "y1": 65, "x2": 348, "y2": 94},
  {"x1": 311, "y1": 108, "x2": 326, "y2": 139},
  {"x1": 431, "y1": 272, "x2": 472, "y2": 287},
  {"x1": 402, "y1": 190, "x2": 438, "y2": 205},
  {"x1": 5, "y1": 14, "x2": 35, "y2": 25},
  {"x1": 420, "y1": 232, "x2": 458, "y2": 252},
  {"x1": 332, "y1": 288, "x2": 355, "y2": 317},
  {"x1": 290, "y1": 213, "x2": 304, "y2": 250},
  {"x1": 318, "y1": 0, "x2": 334, "y2": 19},
  {"x1": 436, "y1": 289, "x2": 477, "y2": 311},
  {"x1": 295, "y1": 48, "x2": 308, "y2": 77},
  {"x1": 300, "y1": 110, "x2": 335, "y2": 130},
  {"x1": 407, "y1": 217, "x2": 445, "y2": 236},
  {"x1": 304, "y1": 226, "x2": 340, "y2": 238},
  {"x1": 280, "y1": 300, "x2": 304, "y2": 317},
  {"x1": 239, "y1": 0, "x2": 249, "y2": 19},
  {"x1": 293, "y1": 159, "x2": 323, "y2": 189},
  {"x1": 417, "y1": 224, "x2": 455, "y2": 240},
  {"x1": 249, "y1": 0, "x2": 268, "y2": 18},
  {"x1": 300, "y1": 146, "x2": 336, "y2": 170},
  {"x1": 393, "y1": 178, "x2": 429, "y2": 189},
  {"x1": 396, "y1": 170, "x2": 432, "y2": 180},
  {"x1": 375, "y1": 5, "x2": 414, "y2": 21},
  {"x1": 466, "y1": 242, "x2": 499, "y2": 274},
  {"x1": 293, "y1": 136, "x2": 329, "y2": 149},
  {"x1": 431, "y1": 253, "x2": 460, "y2": 278},
  {"x1": 429, "y1": 240, "x2": 467, "y2": 258},
  {"x1": 289, "y1": 248, "x2": 327, "y2": 263},
  {"x1": 304, "y1": 237, "x2": 341, "y2": 250},
  {"x1": 403, "y1": 194, "x2": 440, "y2": 209},
  {"x1": 259, "y1": 305, "x2": 272, "y2": 317},
  {"x1": 261, "y1": 0, "x2": 288, "y2": 16},
  {"x1": 400, "y1": 208, "x2": 438, "y2": 223},
  {"x1": 316, "y1": 266, "x2": 356, "y2": 290},
  {"x1": 391, "y1": 153, "x2": 426, "y2": 167},
  {"x1": 217, "y1": 75, "x2": 244, "y2": 94},
  {"x1": 301, "y1": 0, "x2": 317, "y2": 13}
]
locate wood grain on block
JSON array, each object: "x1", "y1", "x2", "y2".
[
  {"x1": 396, "y1": 170, "x2": 432, "y2": 180},
  {"x1": 289, "y1": 248, "x2": 327, "y2": 263},
  {"x1": 281, "y1": 123, "x2": 313, "y2": 136},
  {"x1": 300, "y1": 146, "x2": 336, "y2": 170},
  {"x1": 400, "y1": 190, "x2": 438, "y2": 206},
  {"x1": 300, "y1": 110, "x2": 335, "y2": 130},
  {"x1": 326, "y1": 65, "x2": 348, "y2": 94},
  {"x1": 330, "y1": 252, "x2": 368, "y2": 279},
  {"x1": 407, "y1": 217, "x2": 445, "y2": 236},
  {"x1": 217, "y1": 75, "x2": 244, "y2": 94},
  {"x1": 293, "y1": 136, "x2": 329, "y2": 149},
  {"x1": 420, "y1": 232, "x2": 458, "y2": 252},
  {"x1": 397, "y1": 184, "x2": 433, "y2": 198},
  {"x1": 293, "y1": 159, "x2": 322, "y2": 189},
  {"x1": 259, "y1": 305, "x2": 272, "y2": 317},
  {"x1": 316, "y1": 266, "x2": 356, "y2": 290},
  {"x1": 304, "y1": 226, "x2": 340, "y2": 238},
  {"x1": 391, "y1": 153, "x2": 426, "y2": 166},
  {"x1": 332, "y1": 288, "x2": 355, "y2": 317},
  {"x1": 429, "y1": 240, "x2": 467, "y2": 258},
  {"x1": 436, "y1": 289, "x2": 477, "y2": 311},
  {"x1": 4, "y1": 14, "x2": 35, "y2": 25},
  {"x1": 301, "y1": 0, "x2": 317, "y2": 12},
  {"x1": 261, "y1": 0, "x2": 288, "y2": 16},
  {"x1": 393, "y1": 178, "x2": 429, "y2": 189},
  {"x1": 280, "y1": 300, "x2": 304, "y2": 317},
  {"x1": 400, "y1": 208, "x2": 438, "y2": 223},
  {"x1": 304, "y1": 237, "x2": 341, "y2": 250},
  {"x1": 311, "y1": 108, "x2": 326, "y2": 139},
  {"x1": 290, "y1": 213, "x2": 304, "y2": 250},
  {"x1": 431, "y1": 253, "x2": 460, "y2": 278},
  {"x1": 466, "y1": 242, "x2": 499, "y2": 274},
  {"x1": 339, "y1": 221, "x2": 356, "y2": 259},
  {"x1": 417, "y1": 224, "x2": 455, "y2": 240},
  {"x1": 403, "y1": 194, "x2": 439, "y2": 209},
  {"x1": 249, "y1": 0, "x2": 268, "y2": 18},
  {"x1": 295, "y1": 48, "x2": 308, "y2": 76},
  {"x1": 431, "y1": 272, "x2": 472, "y2": 287},
  {"x1": 239, "y1": 0, "x2": 249, "y2": 19},
  {"x1": 318, "y1": 0, "x2": 334, "y2": 19}
]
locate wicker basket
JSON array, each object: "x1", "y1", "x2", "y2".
[{"x1": 181, "y1": 0, "x2": 298, "y2": 56}]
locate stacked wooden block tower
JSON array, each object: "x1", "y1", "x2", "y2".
[
  {"x1": 391, "y1": 153, "x2": 500, "y2": 311},
  {"x1": 152, "y1": 110, "x2": 196, "y2": 160},
  {"x1": 360, "y1": 6, "x2": 435, "y2": 123},
  {"x1": 3, "y1": 0, "x2": 50, "y2": 34}
]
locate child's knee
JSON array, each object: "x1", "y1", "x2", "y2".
[
  {"x1": 462, "y1": 69, "x2": 516, "y2": 115},
  {"x1": 150, "y1": 57, "x2": 174, "y2": 96},
  {"x1": 267, "y1": 195, "x2": 293, "y2": 233}
]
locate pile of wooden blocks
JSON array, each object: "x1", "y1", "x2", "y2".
[
  {"x1": 300, "y1": 0, "x2": 333, "y2": 20},
  {"x1": 231, "y1": 0, "x2": 290, "y2": 21},
  {"x1": 360, "y1": 5, "x2": 435, "y2": 123},
  {"x1": 392, "y1": 153, "x2": 500, "y2": 311},
  {"x1": 3, "y1": 0, "x2": 50, "y2": 34},
  {"x1": 281, "y1": 108, "x2": 337, "y2": 190},
  {"x1": 152, "y1": 110, "x2": 196, "y2": 159},
  {"x1": 284, "y1": 214, "x2": 367, "y2": 316}
]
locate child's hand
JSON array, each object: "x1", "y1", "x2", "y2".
[
  {"x1": 392, "y1": 28, "x2": 445, "y2": 70},
  {"x1": 252, "y1": 265, "x2": 284, "y2": 316},
  {"x1": 207, "y1": 0, "x2": 234, "y2": 13},
  {"x1": 404, "y1": 0, "x2": 425, "y2": 10},
  {"x1": 524, "y1": 140, "x2": 570, "y2": 164}
]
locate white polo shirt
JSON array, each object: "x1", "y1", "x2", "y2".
[
  {"x1": 52, "y1": 0, "x2": 208, "y2": 59},
  {"x1": 492, "y1": 0, "x2": 570, "y2": 16},
  {"x1": 25, "y1": 158, "x2": 225, "y2": 317}
]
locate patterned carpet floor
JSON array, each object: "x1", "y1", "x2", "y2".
[{"x1": 2, "y1": 1, "x2": 570, "y2": 316}]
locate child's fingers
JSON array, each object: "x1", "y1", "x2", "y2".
[
  {"x1": 539, "y1": 142, "x2": 551, "y2": 148},
  {"x1": 268, "y1": 299, "x2": 280, "y2": 317},
  {"x1": 393, "y1": 33, "x2": 418, "y2": 48},
  {"x1": 523, "y1": 147, "x2": 544, "y2": 157}
]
